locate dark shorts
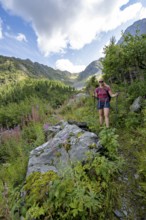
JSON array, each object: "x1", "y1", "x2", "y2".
[{"x1": 97, "y1": 101, "x2": 110, "y2": 109}]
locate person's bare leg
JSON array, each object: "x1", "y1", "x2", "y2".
[
  {"x1": 99, "y1": 109, "x2": 104, "y2": 126},
  {"x1": 104, "y1": 108, "x2": 110, "y2": 128}
]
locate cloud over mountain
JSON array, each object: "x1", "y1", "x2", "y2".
[
  {"x1": 0, "y1": 0, "x2": 145, "y2": 56},
  {"x1": 55, "y1": 59, "x2": 85, "y2": 73}
]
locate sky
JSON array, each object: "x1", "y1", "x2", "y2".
[{"x1": 0, "y1": 0, "x2": 146, "y2": 73}]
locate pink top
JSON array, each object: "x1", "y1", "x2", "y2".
[{"x1": 95, "y1": 86, "x2": 111, "y2": 102}]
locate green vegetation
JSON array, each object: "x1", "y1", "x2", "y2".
[
  {"x1": 0, "y1": 55, "x2": 72, "y2": 85},
  {"x1": 0, "y1": 79, "x2": 74, "y2": 127},
  {"x1": 102, "y1": 32, "x2": 146, "y2": 84},
  {"x1": 0, "y1": 31, "x2": 146, "y2": 219},
  {"x1": 22, "y1": 143, "x2": 121, "y2": 220}
]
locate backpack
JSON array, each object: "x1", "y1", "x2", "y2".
[{"x1": 104, "y1": 88, "x2": 111, "y2": 102}]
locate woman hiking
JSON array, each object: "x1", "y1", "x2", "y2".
[{"x1": 94, "y1": 78, "x2": 118, "y2": 128}]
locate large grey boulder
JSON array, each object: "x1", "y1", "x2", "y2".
[
  {"x1": 130, "y1": 96, "x2": 142, "y2": 112},
  {"x1": 27, "y1": 121, "x2": 101, "y2": 176}
]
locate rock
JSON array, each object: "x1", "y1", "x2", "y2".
[
  {"x1": 67, "y1": 120, "x2": 89, "y2": 131},
  {"x1": 134, "y1": 173, "x2": 139, "y2": 179},
  {"x1": 114, "y1": 209, "x2": 124, "y2": 219},
  {"x1": 27, "y1": 121, "x2": 101, "y2": 176},
  {"x1": 123, "y1": 210, "x2": 128, "y2": 217},
  {"x1": 130, "y1": 96, "x2": 142, "y2": 112},
  {"x1": 45, "y1": 121, "x2": 62, "y2": 139}
]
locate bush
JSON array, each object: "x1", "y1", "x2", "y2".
[
  {"x1": 124, "y1": 112, "x2": 142, "y2": 129},
  {"x1": 22, "y1": 122, "x2": 45, "y2": 149}
]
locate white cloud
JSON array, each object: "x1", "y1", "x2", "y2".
[
  {"x1": 5, "y1": 32, "x2": 27, "y2": 42},
  {"x1": 139, "y1": 7, "x2": 146, "y2": 19},
  {"x1": 0, "y1": 0, "x2": 145, "y2": 55},
  {"x1": 0, "y1": 18, "x2": 3, "y2": 39},
  {"x1": 16, "y1": 33, "x2": 27, "y2": 42},
  {"x1": 55, "y1": 59, "x2": 85, "y2": 73}
]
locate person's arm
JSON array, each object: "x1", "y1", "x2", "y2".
[{"x1": 108, "y1": 87, "x2": 119, "y2": 97}]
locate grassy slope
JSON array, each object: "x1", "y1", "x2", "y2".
[
  {"x1": 0, "y1": 79, "x2": 146, "y2": 219},
  {"x1": 116, "y1": 128, "x2": 146, "y2": 219},
  {"x1": 57, "y1": 90, "x2": 146, "y2": 219}
]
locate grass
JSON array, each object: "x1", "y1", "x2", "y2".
[{"x1": 114, "y1": 127, "x2": 146, "y2": 219}]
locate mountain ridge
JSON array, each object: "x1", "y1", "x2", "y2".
[
  {"x1": 0, "y1": 55, "x2": 73, "y2": 85},
  {"x1": 77, "y1": 59, "x2": 102, "y2": 80},
  {"x1": 77, "y1": 18, "x2": 146, "y2": 84},
  {"x1": 118, "y1": 18, "x2": 146, "y2": 44},
  {"x1": 0, "y1": 18, "x2": 146, "y2": 88}
]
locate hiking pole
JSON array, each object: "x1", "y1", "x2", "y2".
[
  {"x1": 114, "y1": 92, "x2": 119, "y2": 127},
  {"x1": 93, "y1": 95, "x2": 96, "y2": 117}
]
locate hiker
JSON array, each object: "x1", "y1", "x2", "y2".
[{"x1": 94, "y1": 78, "x2": 118, "y2": 128}]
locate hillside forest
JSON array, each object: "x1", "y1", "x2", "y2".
[{"x1": 0, "y1": 31, "x2": 146, "y2": 220}]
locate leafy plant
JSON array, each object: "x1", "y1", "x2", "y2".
[
  {"x1": 21, "y1": 149, "x2": 121, "y2": 220},
  {"x1": 98, "y1": 128, "x2": 120, "y2": 160},
  {"x1": 125, "y1": 112, "x2": 142, "y2": 129}
]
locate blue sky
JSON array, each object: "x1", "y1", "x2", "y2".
[{"x1": 0, "y1": 0, "x2": 146, "y2": 73}]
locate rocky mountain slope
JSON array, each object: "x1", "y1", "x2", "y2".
[
  {"x1": 77, "y1": 59, "x2": 102, "y2": 81},
  {"x1": 118, "y1": 18, "x2": 146, "y2": 44},
  {"x1": 72, "y1": 59, "x2": 102, "y2": 89},
  {"x1": 0, "y1": 54, "x2": 102, "y2": 89},
  {"x1": 0, "y1": 55, "x2": 72, "y2": 85}
]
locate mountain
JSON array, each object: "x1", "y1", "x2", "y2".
[
  {"x1": 0, "y1": 55, "x2": 102, "y2": 89},
  {"x1": 1, "y1": 18, "x2": 145, "y2": 89},
  {"x1": 0, "y1": 55, "x2": 73, "y2": 85},
  {"x1": 75, "y1": 18, "x2": 146, "y2": 88},
  {"x1": 71, "y1": 60, "x2": 102, "y2": 89},
  {"x1": 77, "y1": 59, "x2": 102, "y2": 81},
  {"x1": 118, "y1": 18, "x2": 146, "y2": 44}
]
